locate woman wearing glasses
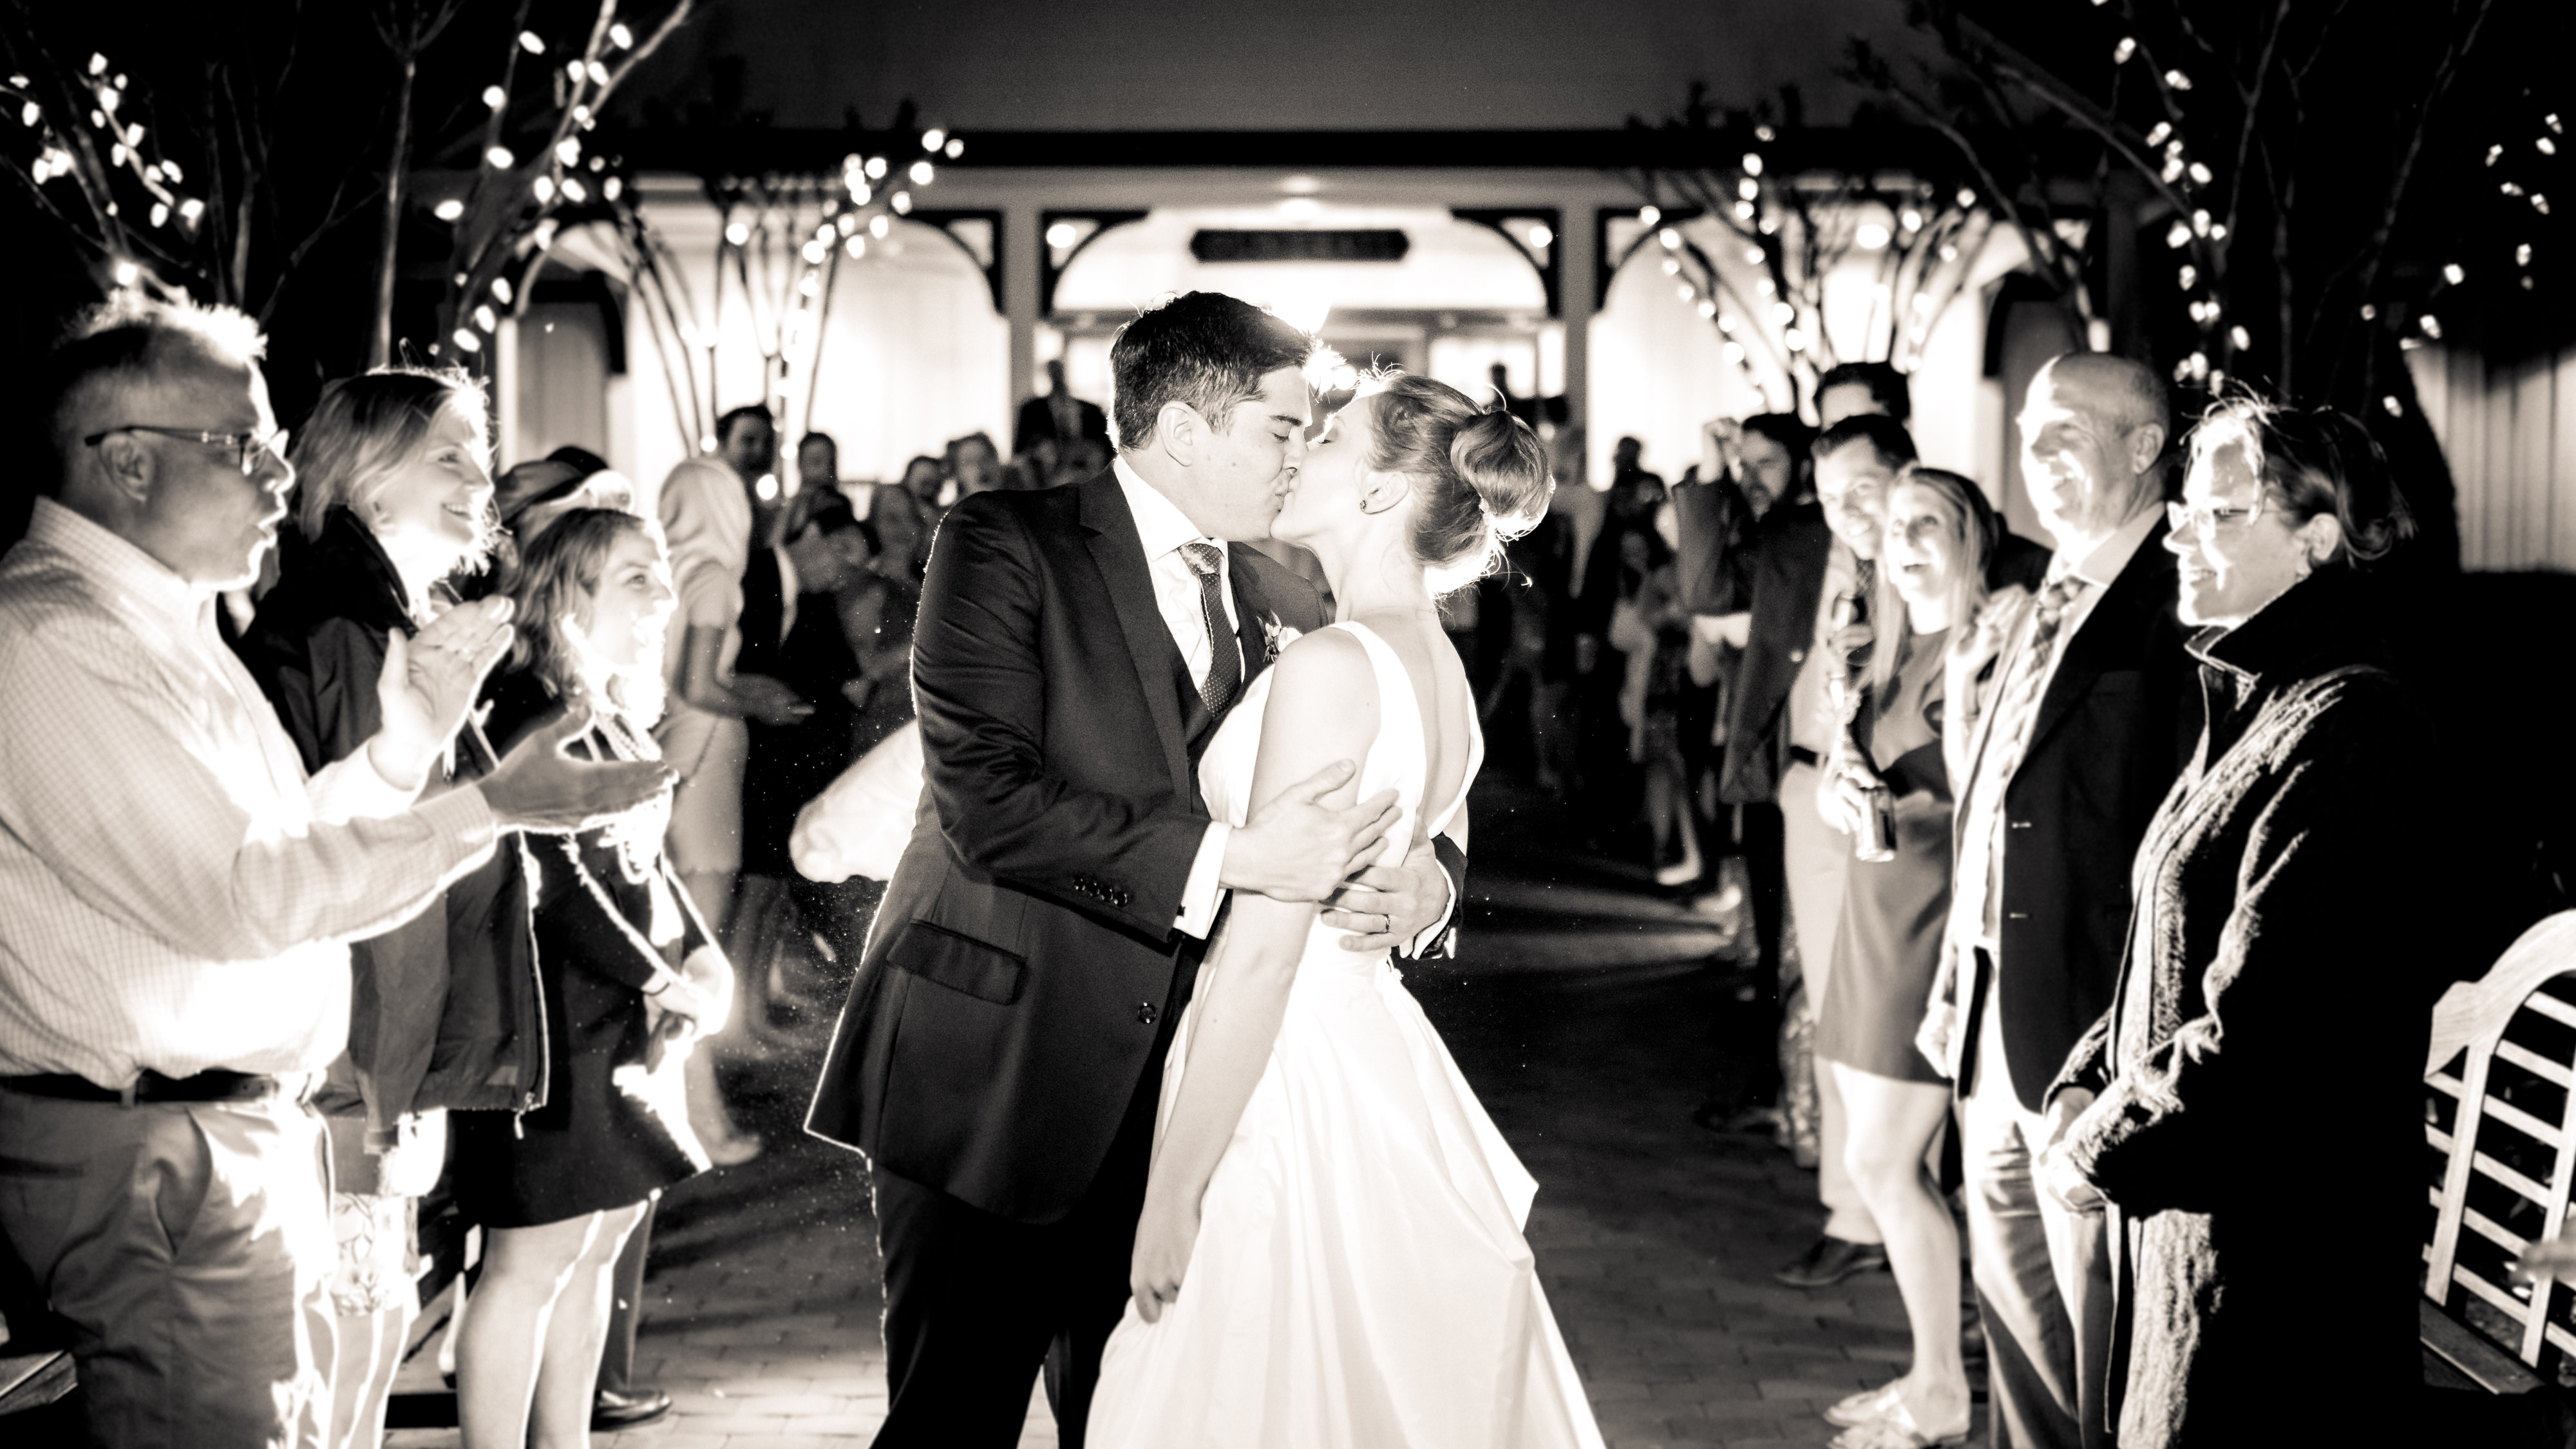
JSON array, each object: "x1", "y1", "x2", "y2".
[
  {"x1": 232, "y1": 366, "x2": 544, "y2": 1449},
  {"x1": 2030, "y1": 399, "x2": 2436, "y2": 1448}
]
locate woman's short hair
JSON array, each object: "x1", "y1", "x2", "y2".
[
  {"x1": 1110, "y1": 292, "x2": 1313, "y2": 451},
  {"x1": 506, "y1": 507, "x2": 659, "y2": 718},
  {"x1": 1361, "y1": 372, "x2": 1553, "y2": 591},
  {"x1": 289, "y1": 366, "x2": 489, "y2": 544},
  {"x1": 1868, "y1": 466, "x2": 1996, "y2": 696},
  {"x1": 2188, "y1": 397, "x2": 2416, "y2": 565}
]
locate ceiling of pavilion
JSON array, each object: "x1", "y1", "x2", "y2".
[
  {"x1": 1048, "y1": 206, "x2": 1548, "y2": 322},
  {"x1": 616, "y1": 0, "x2": 1927, "y2": 137}
]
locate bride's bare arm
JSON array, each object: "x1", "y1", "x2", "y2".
[{"x1": 1128, "y1": 630, "x2": 1381, "y2": 1322}]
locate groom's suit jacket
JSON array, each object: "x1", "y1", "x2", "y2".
[{"x1": 806, "y1": 470, "x2": 1330, "y2": 1224}]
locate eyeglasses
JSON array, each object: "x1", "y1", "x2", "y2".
[
  {"x1": 84, "y1": 424, "x2": 292, "y2": 477},
  {"x1": 2166, "y1": 498, "x2": 2262, "y2": 536}
]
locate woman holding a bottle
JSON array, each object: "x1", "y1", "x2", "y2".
[{"x1": 1809, "y1": 466, "x2": 2014, "y2": 1449}]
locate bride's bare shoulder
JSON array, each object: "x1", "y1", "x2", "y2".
[
  {"x1": 1255, "y1": 627, "x2": 1381, "y2": 768},
  {"x1": 1271, "y1": 623, "x2": 1372, "y2": 689}
]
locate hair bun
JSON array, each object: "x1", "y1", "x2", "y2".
[{"x1": 1448, "y1": 408, "x2": 1551, "y2": 544}]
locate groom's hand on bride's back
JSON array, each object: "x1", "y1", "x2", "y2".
[{"x1": 1221, "y1": 760, "x2": 1401, "y2": 903}]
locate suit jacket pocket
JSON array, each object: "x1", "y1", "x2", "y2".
[{"x1": 886, "y1": 920, "x2": 1027, "y2": 1005}]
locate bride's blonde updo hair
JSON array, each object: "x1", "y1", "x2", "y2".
[{"x1": 1362, "y1": 372, "x2": 1553, "y2": 589}]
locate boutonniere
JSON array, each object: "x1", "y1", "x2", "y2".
[{"x1": 1262, "y1": 612, "x2": 1302, "y2": 661}]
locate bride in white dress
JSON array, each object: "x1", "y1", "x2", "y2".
[{"x1": 1087, "y1": 373, "x2": 1605, "y2": 1448}]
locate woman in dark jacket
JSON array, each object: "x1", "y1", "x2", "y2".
[
  {"x1": 233, "y1": 366, "x2": 540, "y2": 1449},
  {"x1": 2036, "y1": 400, "x2": 2434, "y2": 1448},
  {"x1": 453, "y1": 507, "x2": 730, "y2": 1449}
]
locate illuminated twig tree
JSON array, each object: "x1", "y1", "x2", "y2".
[
  {"x1": 1853, "y1": 0, "x2": 2568, "y2": 568},
  {"x1": 422, "y1": 0, "x2": 696, "y2": 368},
  {"x1": 1624, "y1": 90, "x2": 1996, "y2": 415}
]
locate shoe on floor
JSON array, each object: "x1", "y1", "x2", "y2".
[
  {"x1": 1824, "y1": 1381, "x2": 1903, "y2": 1427},
  {"x1": 1774, "y1": 1234, "x2": 1889, "y2": 1288},
  {"x1": 1829, "y1": 1399, "x2": 1969, "y2": 1448},
  {"x1": 594, "y1": 1387, "x2": 673, "y2": 1430}
]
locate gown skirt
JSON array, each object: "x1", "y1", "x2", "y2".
[{"x1": 1088, "y1": 622, "x2": 1602, "y2": 1448}]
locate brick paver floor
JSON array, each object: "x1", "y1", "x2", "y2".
[{"x1": 390, "y1": 779, "x2": 1951, "y2": 1449}]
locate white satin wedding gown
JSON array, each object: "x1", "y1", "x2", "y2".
[{"x1": 1088, "y1": 622, "x2": 1604, "y2": 1448}]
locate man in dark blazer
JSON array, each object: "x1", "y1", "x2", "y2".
[
  {"x1": 808, "y1": 292, "x2": 1460, "y2": 1448},
  {"x1": 1013, "y1": 357, "x2": 1112, "y2": 460},
  {"x1": 737, "y1": 500, "x2": 872, "y2": 878},
  {"x1": 1929, "y1": 352, "x2": 2199, "y2": 1449}
]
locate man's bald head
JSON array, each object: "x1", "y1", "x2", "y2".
[
  {"x1": 2036, "y1": 352, "x2": 2168, "y2": 438},
  {"x1": 2018, "y1": 352, "x2": 2172, "y2": 550}
]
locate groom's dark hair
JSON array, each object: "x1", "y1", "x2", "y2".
[{"x1": 1110, "y1": 292, "x2": 1312, "y2": 452}]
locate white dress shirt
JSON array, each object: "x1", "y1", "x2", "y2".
[
  {"x1": 0, "y1": 500, "x2": 500, "y2": 1088},
  {"x1": 1114, "y1": 457, "x2": 1236, "y2": 937}
]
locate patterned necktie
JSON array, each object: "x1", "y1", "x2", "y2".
[
  {"x1": 1957, "y1": 573, "x2": 2091, "y2": 943},
  {"x1": 1179, "y1": 541, "x2": 1241, "y2": 716}
]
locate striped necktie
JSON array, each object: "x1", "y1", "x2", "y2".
[
  {"x1": 1956, "y1": 573, "x2": 2092, "y2": 944},
  {"x1": 1179, "y1": 541, "x2": 1241, "y2": 716}
]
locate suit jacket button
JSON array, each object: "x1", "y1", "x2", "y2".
[
  {"x1": 1137, "y1": 1001, "x2": 1157, "y2": 1026},
  {"x1": 1789, "y1": 647, "x2": 1807, "y2": 663}
]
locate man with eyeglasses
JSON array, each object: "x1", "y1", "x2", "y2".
[
  {"x1": 0, "y1": 294, "x2": 673, "y2": 1448},
  {"x1": 1923, "y1": 352, "x2": 2199, "y2": 1449}
]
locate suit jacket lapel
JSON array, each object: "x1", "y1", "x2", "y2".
[
  {"x1": 2024, "y1": 519, "x2": 2175, "y2": 758},
  {"x1": 1227, "y1": 544, "x2": 1274, "y2": 685},
  {"x1": 1078, "y1": 472, "x2": 1194, "y2": 802}
]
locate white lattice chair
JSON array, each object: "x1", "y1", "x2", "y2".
[{"x1": 2423, "y1": 911, "x2": 2576, "y2": 1390}]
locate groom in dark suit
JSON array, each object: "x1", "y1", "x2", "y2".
[{"x1": 809, "y1": 292, "x2": 1463, "y2": 1447}]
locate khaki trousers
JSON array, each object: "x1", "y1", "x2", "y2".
[
  {"x1": 1780, "y1": 759, "x2": 1878, "y2": 1246},
  {"x1": 0, "y1": 1086, "x2": 336, "y2": 1449},
  {"x1": 1960, "y1": 975, "x2": 2117, "y2": 1449}
]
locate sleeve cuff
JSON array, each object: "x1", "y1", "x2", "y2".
[
  {"x1": 1401, "y1": 851, "x2": 1459, "y2": 959},
  {"x1": 310, "y1": 739, "x2": 430, "y2": 824},
  {"x1": 423, "y1": 785, "x2": 502, "y2": 860},
  {"x1": 1174, "y1": 821, "x2": 1231, "y2": 939}
]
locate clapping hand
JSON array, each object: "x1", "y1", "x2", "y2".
[
  {"x1": 477, "y1": 708, "x2": 676, "y2": 831},
  {"x1": 370, "y1": 597, "x2": 518, "y2": 788}
]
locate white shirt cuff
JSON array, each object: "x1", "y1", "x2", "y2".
[
  {"x1": 1174, "y1": 821, "x2": 1231, "y2": 939},
  {"x1": 310, "y1": 739, "x2": 431, "y2": 825},
  {"x1": 1402, "y1": 852, "x2": 1458, "y2": 958}
]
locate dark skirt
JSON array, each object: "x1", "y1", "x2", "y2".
[
  {"x1": 1813, "y1": 783, "x2": 1952, "y2": 1085},
  {"x1": 451, "y1": 953, "x2": 701, "y2": 1229}
]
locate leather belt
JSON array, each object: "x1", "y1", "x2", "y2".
[
  {"x1": 2, "y1": 1069, "x2": 296, "y2": 1107},
  {"x1": 1787, "y1": 745, "x2": 1821, "y2": 768}
]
